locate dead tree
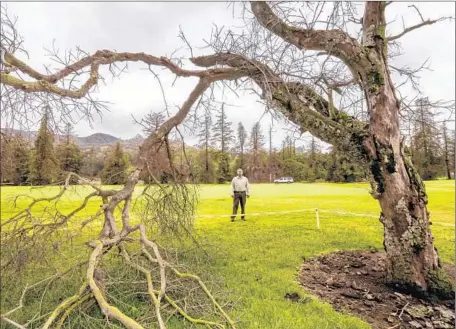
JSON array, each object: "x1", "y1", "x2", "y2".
[{"x1": 1, "y1": 4, "x2": 454, "y2": 320}]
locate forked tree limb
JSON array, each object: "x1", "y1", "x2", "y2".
[
  {"x1": 191, "y1": 53, "x2": 368, "y2": 149},
  {"x1": 121, "y1": 247, "x2": 167, "y2": 329},
  {"x1": 54, "y1": 294, "x2": 92, "y2": 329},
  {"x1": 1, "y1": 33, "x2": 368, "y2": 154},
  {"x1": 139, "y1": 225, "x2": 167, "y2": 301},
  {"x1": 1, "y1": 37, "x2": 365, "y2": 149},
  {"x1": 87, "y1": 240, "x2": 145, "y2": 329},
  {"x1": 249, "y1": 1, "x2": 362, "y2": 63},
  {"x1": 42, "y1": 283, "x2": 89, "y2": 329},
  {"x1": 0, "y1": 50, "x2": 247, "y2": 98},
  {"x1": 124, "y1": 246, "x2": 227, "y2": 329},
  {"x1": 140, "y1": 242, "x2": 237, "y2": 329}
]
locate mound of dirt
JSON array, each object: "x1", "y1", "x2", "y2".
[{"x1": 297, "y1": 250, "x2": 455, "y2": 329}]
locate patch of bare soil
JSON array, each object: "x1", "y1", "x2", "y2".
[{"x1": 296, "y1": 250, "x2": 455, "y2": 329}]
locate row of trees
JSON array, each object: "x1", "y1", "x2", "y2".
[
  {"x1": 1, "y1": 112, "x2": 132, "y2": 185},
  {"x1": 405, "y1": 98, "x2": 455, "y2": 180},
  {"x1": 1, "y1": 103, "x2": 454, "y2": 186},
  {"x1": 191, "y1": 102, "x2": 365, "y2": 184},
  {"x1": 191, "y1": 99, "x2": 454, "y2": 184}
]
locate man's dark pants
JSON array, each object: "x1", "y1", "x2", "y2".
[{"x1": 232, "y1": 191, "x2": 246, "y2": 220}]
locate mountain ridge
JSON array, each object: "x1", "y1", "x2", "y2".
[{"x1": 1, "y1": 128, "x2": 144, "y2": 148}]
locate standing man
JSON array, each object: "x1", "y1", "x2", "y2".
[{"x1": 230, "y1": 168, "x2": 250, "y2": 221}]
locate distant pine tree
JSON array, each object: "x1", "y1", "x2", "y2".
[
  {"x1": 56, "y1": 124, "x2": 82, "y2": 183},
  {"x1": 29, "y1": 110, "x2": 59, "y2": 185},
  {"x1": 0, "y1": 134, "x2": 30, "y2": 185},
  {"x1": 237, "y1": 122, "x2": 248, "y2": 169},
  {"x1": 12, "y1": 138, "x2": 31, "y2": 185},
  {"x1": 216, "y1": 152, "x2": 231, "y2": 184},
  {"x1": 410, "y1": 98, "x2": 444, "y2": 180},
  {"x1": 212, "y1": 103, "x2": 234, "y2": 153},
  {"x1": 101, "y1": 142, "x2": 131, "y2": 185},
  {"x1": 211, "y1": 104, "x2": 235, "y2": 183},
  {"x1": 197, "y1": 111, "x2": 215, "y2": 183}
]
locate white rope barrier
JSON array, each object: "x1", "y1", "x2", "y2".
[
  {"x1": 196, "y1": 208, "x2": 316, "y2": 219},
  {"x1": 195, "y1": 208, "x2": 455, "y2": 228}
]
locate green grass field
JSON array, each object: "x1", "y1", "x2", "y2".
[{"x1": 1, "y1": 181, "x2": 454, "y2": 329}]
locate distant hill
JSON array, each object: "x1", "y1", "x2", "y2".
[
  {"x1": 0, "y1": 128, "x2": 196, "y2": 156},
  {"x1": 2, "y1": 128, "x2": 128, "y2": 148},
  {"x1": 77, "y1": 133, "x2": 120, "y2": 147}
]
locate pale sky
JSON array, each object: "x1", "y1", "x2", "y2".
[{"x1": 3, "y1": 1, "x2": 455, "y2": 149}]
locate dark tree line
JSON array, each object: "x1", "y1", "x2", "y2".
[
  {"x1": 1, "y1": 108, "x2": 453, "y2": 186},
  {"x1": 1, "y1": 112, "x2": 132, "y2": 186}
]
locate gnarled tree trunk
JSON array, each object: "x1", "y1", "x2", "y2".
[
  {"x1": 244, "y1": 0, "x2": 453, "y2": 297},
  {"x1": 360, "y1": 2, "x2": 451, "y2": 297}
]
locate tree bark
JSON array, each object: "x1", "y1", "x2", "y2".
[
  {"x1": 360, "y1": 2, "x2": 452, "y2": 298},
  {"x1": 442, "y1": 124, "x2": 452, "y2": 180}
]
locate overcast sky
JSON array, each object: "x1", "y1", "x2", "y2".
[{"x1": 4, "y1": 1, "x2": 455, "y2": 149}]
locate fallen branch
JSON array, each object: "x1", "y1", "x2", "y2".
[
  {"x1": 42, "y1": 283, "x2": 89, "y2": 329},
  {"x1": 54, "y1": 293, "x2": 92, "y2": 329},
  {"x1": 87, "y1": 240, "x2": 145, "y2": 329},
  {"x1": 141, "y1": 244, "x2": 237, "y2": 329},
  {"x1": 121, "y1": 247, "x2": 167, "y2": 329}
]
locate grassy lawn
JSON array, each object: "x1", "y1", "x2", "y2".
[{"x1": 1, "y1": 181, "x2": 454, "y2": 329}]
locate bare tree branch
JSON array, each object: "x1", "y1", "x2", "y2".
[
  {"x1": 1, "y1": 50, "x2": 247, "y2": 99},
  {"x1": 249, "y1": 2, "x2": 362, "y2": 62},
  {"x1": 387, "y1": 16, "x2": 453, "y2": 42}
]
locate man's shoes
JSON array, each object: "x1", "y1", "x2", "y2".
[
  {"x1": 241, "y1": 217, "x2": 246, "y2": 221},
  {"x1": 231, "y1": 217, "x2": 235, "y2": 222}
]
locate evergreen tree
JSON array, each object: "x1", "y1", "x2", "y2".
[
  {"x1": 197, "y1": 111, "x2": 214, "y2": 183},
  {"x1": 441, "y1": 122, "x2": 455, "y2": 179},
  {"x1": 11, "y1": 138, "x2": 31, "y2": 185},
  {"x1": 1, "y1": 133, "x2": 15, "y2": 184},
  {"x1": 237, "y1": 122, "x2": 248, "y2": 169},
  {"x1": 81, "y1": 147, "x2": 104, "y2": 178},
  {"x1": 195, "y1": 149, "x2": 215, "y2": 184},
  {"x1": 216, "y1": 152, "x2": 231, "y2": 184},
  {"x1": 56, "y1": 123, "x2": 82, "y2": 183},
  {"x1": 138, "y1": 112, "x2": 171, "y2": 183},
  {"x1": 248, "y1": 122, "x2": 265, "y2": 181},
  {"x1": 212, "y1": 103, "x2": 234, "y2": 153},
  {"x1": 0, "y1": 134, "x2": 30, "y2": 185},
  {"x1": 307, "y1": 137, "x2": 319, "y2": 182},
  {"x1": 250, "y1": 122, "x2": 265, "y2": 154},
  {"x1": 410, "y1": 98, "x2": 443, "y2": 180},
  {"x1": 211, "y1": 103, "x2": 234, "y2": 183},
  {"x1": 101, "y1": 142, "x2": 131, "y2": 185},
  {"x1": 325, "y1": 147, "x2": 365, "y2": 183},
  {"x1": 29, "y1": 110, "x2": 59, "y2": 185}
]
